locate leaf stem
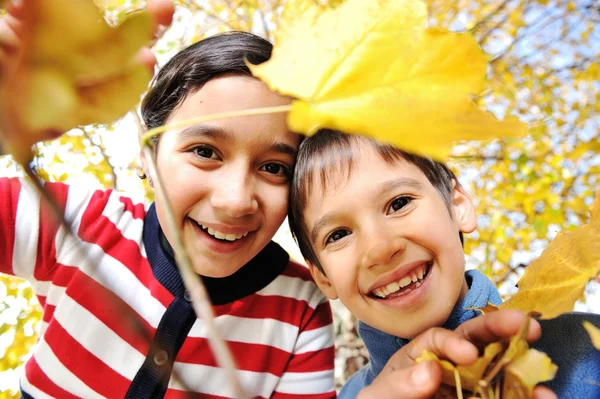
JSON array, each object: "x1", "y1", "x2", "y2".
[
  {"x1": 141, "y1": 145, "x2": 248, "y2": 398},
  {"x1": 141, "y1": 104, "x2": 293, "y2": 146}
]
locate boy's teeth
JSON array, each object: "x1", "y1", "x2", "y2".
[
  {"x1": 202, "y1": 225, "x2": 248, "y2": 241},
  {"x1": 398, "y1": 276, "x2": 412, "y2": 288},
  {"x1": 372, "y1": 263, "x2": 430, "y2": 299}
]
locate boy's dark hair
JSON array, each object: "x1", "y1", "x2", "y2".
[
  {"x1": 141, "y1": 31, "x2": 273, "y2": 148},
  {"x1": 288, "y1": 129, "x2": 462, "y2": 274}
]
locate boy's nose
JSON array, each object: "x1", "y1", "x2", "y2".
[
  {"x1": 210, "y1": 175, "x2": 259, "y2": 218},
  {"x1": 361, "y1": 231, "x2": 407, "y2": 269}
]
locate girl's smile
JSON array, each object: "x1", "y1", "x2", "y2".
[{"x1": 152, "y1": 75, "x2": 299, "y2": 277}]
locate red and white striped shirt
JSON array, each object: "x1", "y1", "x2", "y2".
[{"x1": 0, "y1": 177, "x2": 336, "y2": 398}]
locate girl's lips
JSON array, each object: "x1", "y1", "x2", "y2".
[{"x1": 189, "y1": 218, "x2": 253, "y2": 254}]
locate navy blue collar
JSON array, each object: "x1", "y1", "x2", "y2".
[{"x1": 143, "y1": 204, "x2": 289, "y2": 305}]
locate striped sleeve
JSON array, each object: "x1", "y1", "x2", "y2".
[
  {"x1": 0, "y1": 177, "x2": 70, "y2": 282},
  {"x1": 272, "y1": 284, "x2": 336, "y2": 399}
]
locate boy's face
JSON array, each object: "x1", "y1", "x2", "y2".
[
  {"x1": 150, "y1": 75, "x2": 299, "y2": 277},
  {"x1": 304, "y1": 146, "x2": 476, "y2": 339}
]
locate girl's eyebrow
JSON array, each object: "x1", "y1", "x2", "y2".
[
  {"x1": 178, "y1": 124, "x2": 232, "y2": 141},
  {"x1": 178, "y1": 124, "x2": 297, "y2": 158}
]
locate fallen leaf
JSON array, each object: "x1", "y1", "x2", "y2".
[
  {"x1": 503, "y1": 349, "x2": 557, "y2": 399},
  {"x1": 250, "y1": 0, "x2": 527, "y2": 160},
  {"x1": 0, "y1": 0, "x2": 152, "y2": 163},
  {"x1": 502, "y1": 188, "x2": 600, "y2": 318},
  {"x1": 416, "y1": 317, "x2": 557, "y2": 398},
  {"x1": 583, "y1": 321, "x2": 600, "y2": 350},
  {"x1": 468, "y1": 302, "x2": 500, "y2": 315}
]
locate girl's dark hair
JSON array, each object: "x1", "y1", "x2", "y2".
[{"x1": 141, "y1": 32, "x2": 273, "y2": 144}]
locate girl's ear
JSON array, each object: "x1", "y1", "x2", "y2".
[
  {"x1": 452, "y1": 180, "x2": 477, "y2": 234},
  {"x1": 307, "y1": 262, "x2": 339, "y2": 300}
]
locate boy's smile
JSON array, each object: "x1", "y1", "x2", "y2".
[
  {"x1": 151, "y1": 75, "x2": 299, "y2": 277},
  {"x1": 304, "y1": 145, "x2": 476, "y2": 339},
  {"x1": 368, "y1": 260, "x2": 432, "y2": 300}
]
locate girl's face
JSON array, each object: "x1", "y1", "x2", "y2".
[{"x1": 153, "y1": 75, "x2": 299, "y2": 277}]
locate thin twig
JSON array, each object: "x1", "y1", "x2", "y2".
[
  {"x1": 141, "y1": 104, "x2": 292, "y2": 145},
  {"x1": 135, "y1": 111, "x2": 248, "y2": 398}
]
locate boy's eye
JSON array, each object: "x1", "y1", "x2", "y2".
[
  {"x1": 388, "y1": 196, "x2": 413, "y2": 214},
  {"x1": 326, "y1": 229, "x2": 350, "y2": 245},
  {"x1": 260, "y1": 162, "x2": 290, "y2": 177},
  {"x1": 193, "y1": 146, "x2": 218, "y2": 159}
]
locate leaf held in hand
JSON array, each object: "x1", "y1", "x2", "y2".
[
  {"x1": 416, "y1": 318, "x2": 556, "y2": 398},
  {"x1": 503, "y1": 349, "x2": 558, "y2": 399},
  {"x1": 469, "y1": 302, "x2": 500, "y2": 315},
  {"x1": 501, "y1": 188, "x2": 600, "y2": 318},
  {"x1": 249, "y1": 0, "x2": 527, "y2": 160},
  {"x1": 583, "y1": 321, "x2": 600, "y2": 350},
  {"x1": 0, "y1": 0, "x2": 153, "y2": 163}
]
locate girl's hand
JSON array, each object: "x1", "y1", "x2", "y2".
[
  {"x1": 0, "y1": 0, "x2": 174, "y2": 70},
  {"x1": 357, "y1": 310, "x2": 557, "y2": 399},
  {"x1": 0, "y1": 0, "x2": 174, "y2": 156}
]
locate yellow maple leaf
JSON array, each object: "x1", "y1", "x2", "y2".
[
  {"x1": 501, "y1": 188, "x2": 600, "y2": 318},
  {"x1": 503, "y1": 349, "x2": 558, "y2": 399},
  {"x1": 0, "y1": 0, "x2": 152, "y2": 163},
  {"x1": 249, "y1": 0, "x2": 527, "y2": 160},
  {"x1": 583, "y1": 321, "x2": 600, "y2": 350},
  {"x1": 468, "y1": 302, "x2": 500, "y2": 315}
]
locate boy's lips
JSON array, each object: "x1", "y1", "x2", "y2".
[{"x1": 367, "y1": 260, "x2": 432, "y2": 294}]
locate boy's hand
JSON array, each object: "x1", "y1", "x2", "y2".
[{"x1": 357, "y1": 310, "x2": 557, "y2": 399}]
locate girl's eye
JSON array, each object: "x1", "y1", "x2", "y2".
[
  {"x1": 388, "y1": 196, "x2": 413, "y2": 214},
  {"x1": 260, "y1": 162, "x2": 290, "y2": 177},
  {"x1": 193, "y1": 146, "x2": 218, "y2": 159},
  {"x1": 325, "y1": 229, "x2": 350, "y2": 245}
]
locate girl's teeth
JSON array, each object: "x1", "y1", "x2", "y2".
[
  {"x1": 201, "y1": 225, "x2": 247, "y2": 241},
  {"x1": 411, "y1": 273, "x2": 418, "y2": 282}
]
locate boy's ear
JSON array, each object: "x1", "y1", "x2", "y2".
[
  {"x1": 451, "y1": 180, "x2": 477, "y2": 234},
  {"x1": 307, "y1": 262, "x2": 339, "y2": 300}
]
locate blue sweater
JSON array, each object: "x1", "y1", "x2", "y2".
[{"x1": 339, "y1": 270, "x2": 600, "y2": 399}]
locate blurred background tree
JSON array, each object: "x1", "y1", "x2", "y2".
[{"x1": 1, "y1": 0, "x2": 598, "y2": 396}]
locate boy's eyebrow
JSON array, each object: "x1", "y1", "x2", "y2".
[
  {"x1": 178, "y1": 124, "x2": 297, "y2": 158},
  {"x1": 309, "y1": 177, "x2": 424, "y2": 243},
  {"x1": 311, "y1": 212, "x2": 342, "y2": 244},
  {"x1": 376, "y1": 177, "x2": 424, "y2": 198}
]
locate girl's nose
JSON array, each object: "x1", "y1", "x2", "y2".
[{"x1": 210, "y1": 172, "x2": 259, "y2": 218}]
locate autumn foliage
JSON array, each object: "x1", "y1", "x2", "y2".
[{"x1": 0, "y1": 0, "x2": 598, "y2": 397}]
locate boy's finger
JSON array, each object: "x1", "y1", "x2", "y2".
[
  {"x1": 357, "y1": 361, "x2": 442, "y2": 399},
  {"x1": 455, "y1": 310, "x2": 542, "y2": 348},
  {"x1": 402, "y1": 327, "x2": 479, "y2": 367},
  {"x1": 532, "y1": 386, "x2": 558, "y2": 399}
]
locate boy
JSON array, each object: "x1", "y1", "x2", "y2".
[{"x1": 289, "y1": 129, "x2": 600, "y2": 398}]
